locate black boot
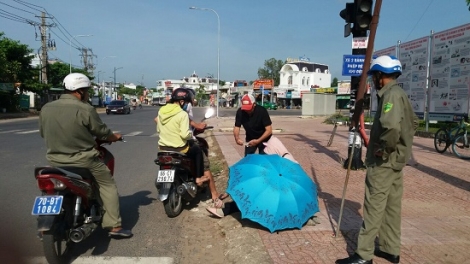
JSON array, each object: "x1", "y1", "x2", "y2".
[
  {"x1": 374, "y1": 249, "x2": 400, "y2": 263},
  {"x1": 336, "y1": 253, "x2": 372, "y2": 264}
]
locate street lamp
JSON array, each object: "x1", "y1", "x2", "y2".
[
  {"x1": 69, "y1": 34, "x2": 93, "y2": 73},
  {"x1": 113, "y1": 67, "x2": 123, "y2": 100},
  {"x1": 190, "y1": 6, "x2": 220, "y2": 118}
]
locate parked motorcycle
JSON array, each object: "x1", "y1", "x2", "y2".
[
  {"x1": 32, "y1": 138, "x2": 122, "y2": 264},
  {"x1": 154, "y1": 108, "x2": 214, "y2": 217}
]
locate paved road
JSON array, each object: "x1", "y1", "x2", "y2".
[{"x1": 0, "y1": 106, "x2": 213, "y2": 264}]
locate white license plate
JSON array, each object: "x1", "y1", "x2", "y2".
[
  {"x1": 111, "y1": 109, "x2": 117, "y2": 112},
  {"x1": 157, "y1": 170, "x2": 175, "y2": 182},
  {"x1": 31, "y1": 195, "x2": 63, "y2": 215}
]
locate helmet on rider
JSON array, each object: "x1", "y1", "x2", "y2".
[
  {"x1": 367, "y1": 55, "x2": 402, "y2": 77},
  {"x1": 171, "y1": 87, "x2": 192, "y2": 104},
  {"x1": 63, "y1": 73, "x2": 91, "y2": 101},
  {"x1": 63, "y1": 73, "x2": 91, "y2": 91},
  {"x1": 368, "y1": 55, "x2": 402, "y2": 90}
]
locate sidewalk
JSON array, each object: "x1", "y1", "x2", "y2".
[{"x1": 206, "y1": 115, "x2": 470, "y2": 264}]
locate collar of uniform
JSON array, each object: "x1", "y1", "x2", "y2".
[
  {"x1": 377, "y1": 80, "x2": 397, "y2": 98},
  {"x1": 60, "y1": 94, "x2": 80, "y2": 101}
]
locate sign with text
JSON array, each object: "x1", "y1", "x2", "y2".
[
  {"x1": 352, "y1": 37, "x2": 368, "y2": 49},
  {"x1": 253, "y1": 79, "x2": 273, "y2": 89},
  {"x1": 0, "y1": 83, "x2": 14, "y2": 92},
  {"x1": 342, "y1": 55, "x2": 365, "y2": 76}
]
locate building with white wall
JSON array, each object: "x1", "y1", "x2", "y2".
[{"x1": 273, "y1": 57, "x2": 331, "y2": 107}]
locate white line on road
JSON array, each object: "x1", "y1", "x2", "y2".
[
  {"x1": 17, "y1": 129, "x2": 39, "y2": 134},
  {"x1": 124, "y1": 131, "x2": 143, "y2": 136},
  {"x1": 28, "y1": 256, "x2": 174, "y2": 264},
  {"x1": 0, "y1": 129, "x2": 22, "y2": 134},
  {"x1": 150, "y1": 132, "x2": 158, "y2": 137}
]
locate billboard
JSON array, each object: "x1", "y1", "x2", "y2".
[{"x1": 253, "y1": 79, "x2": 274, "y2": 89}]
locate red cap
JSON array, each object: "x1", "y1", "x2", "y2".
[{"x1": 241, "y1": 94, "x2": 255, "y2": 111}]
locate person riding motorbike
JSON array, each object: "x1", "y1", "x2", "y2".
[
  {"x1": 38, "y1": 73, "x2": 132, "y2": 237},
  {"x1": 156, "y1": 88, "x2": 208, "y2": 186}
]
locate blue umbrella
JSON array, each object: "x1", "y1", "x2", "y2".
[{"x1": 227, "y1": 154, "x2": 319, "y2": 233}]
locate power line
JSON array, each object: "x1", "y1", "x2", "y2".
[
  {"x1": 402, "y1": 0, "x2": 435, "y2": 42},
  {"x1": 0, "y1": 1, "x2": 35, "y2": 15},
  {"x1": 13, "y1": 0, "x2": 44, "y2": 13},
  {"x1": 0, "y1": 8, "x2": 37, "y2": 24}
]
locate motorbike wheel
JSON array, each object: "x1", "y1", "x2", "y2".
[
  {"x1": 42, "y1": 222, "x2": 74, "y2": 264},
  {"x1": 163, "y1": 183, "x2": 183, "y2": 218}
]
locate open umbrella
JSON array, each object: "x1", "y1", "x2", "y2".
[{"x1": 227, "y1": 154, "x2": 319, "y2": 233}]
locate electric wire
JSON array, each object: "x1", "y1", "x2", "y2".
[
  {"x1": 402, "y1": 0, "x2": 435, "y2": 42},
  {"x1": 0, "y1": 1, "x2": 35, "y2": 15}
]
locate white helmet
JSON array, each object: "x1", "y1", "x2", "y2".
[
  {"x1": 63, "y1": 73, "x2": 91, "y2": 91},
  {"x1": 368, "y1": 55, "x2": 402, "y2": 76}
]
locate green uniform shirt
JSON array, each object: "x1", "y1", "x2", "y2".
[
  {"x1": 39, "y1": 94, "x2": 113, "y2": 165},
  {"x1": 366, "y1": 80, "x2": 419, "y2": 170}
]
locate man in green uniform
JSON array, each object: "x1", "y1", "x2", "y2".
[
  {"x1": 39, "y1": 73, "x2": 132, "y2": 237},
  {"x1": 337, "y1": 55, "x2": 418, "y2": 264}
]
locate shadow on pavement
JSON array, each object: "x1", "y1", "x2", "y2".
[
  {"x1": 413, "y1": 163, "x2": 470, "y2": 192},
  {"x1": 308, "y1": 166, "x2": 363, "y2": 254},
  {"x1": 71, "y1": 190, "x2": 155, "y2": 257}
]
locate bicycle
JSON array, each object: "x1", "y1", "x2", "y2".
[
  {"x1": 433, "y1": 118, "x2": 468, "y2": 155},
  {"x1": 451, "y1": 121, "x2": 470, "y2": 159}
]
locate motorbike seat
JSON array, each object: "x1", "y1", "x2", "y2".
[{"x1": 39, "y1": 167, "x2": 94, "y2": 180}]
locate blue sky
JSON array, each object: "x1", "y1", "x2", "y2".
[{"x1": 1, "y1": 0, "x2": 469, "y2": 87}]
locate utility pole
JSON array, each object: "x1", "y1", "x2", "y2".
[
  {"x1": 39, "y1": 12, "x2": 49, "y2": 84},
  {"x1": 339, "y1": 0, "x2": 374, "y2": 170}
]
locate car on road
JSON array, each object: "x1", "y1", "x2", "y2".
[
  {"x1": 106, "y1": 100, "x2": 131, "y2": 114},
  {"x1": 257, "y1": 101, "x2": 278, "y2": 110}
]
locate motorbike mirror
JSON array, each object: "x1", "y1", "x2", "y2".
[{"x1": 204, "y1": 108, "x2": 215, "y2": 120}]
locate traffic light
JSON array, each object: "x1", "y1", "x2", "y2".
[
  {"x1": 339, "y1": 2, "x2": 354, "y2": 37},
  {"x1": 354, "y1": 0, "x2": 373, "y2": 32}
]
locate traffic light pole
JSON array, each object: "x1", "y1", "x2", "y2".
[{"x1": 343, "y1": 29, "x2": 367, "y2": 170}]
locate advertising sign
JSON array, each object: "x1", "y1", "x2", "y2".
[
  {"x1": 397, "y1": 37, "x2": 429, "y2": 118},
  {"x1": 342, "y1": 55, "x2": 365, "y2": 76},
  {"x1": 429, "y1": 23, "x2": 470, "y2": 121},
  {"x1": 253, "y1": 79, "x2": 274, "y2": 89},
  {"x1": 338, "y1": 81, "x2": 351, "y2": 95}
]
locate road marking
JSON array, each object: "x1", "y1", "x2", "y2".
[
  {"x1": 124, "y1": 131, "x2": 143, "y2": 136},
  {"x1": 0, "y1": 129, "x2": 22, "y2": 134},
  {"x1": 150, "y1": 132, "x2": 158, "y2": 137},
  {"x1": 28, "y1": 256, "x2": 174, "y2": 264},
  {"x1": 17, "y1": 129, "x2": 40, "y2": 134}
]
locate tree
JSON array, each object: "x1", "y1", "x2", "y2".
[
  {"x1": 467, "y1": 0, "x2": 470, "y2": 10},
  {"x1": 47, "y1": 62, "x2": 89, "y2": 88},
  {"x1": 257, "y1": 58, "x2": 284, "y2": 86},
  {"x1": 331, "y1": 77, "x2": 338, "y2": 87},
  {"x1": 195, "y1": 85, "x2": 207, "y2": 105}
]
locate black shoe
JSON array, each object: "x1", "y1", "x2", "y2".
[
  {"x1": 108, "y1": 228, "x2": 133, "y2": 238},
  {"x1": 374, "y1": 249, "x2": 400, "y2": 263},
  {"x1": 336, "y1": 253, "x2": 372, "y2": 264}
]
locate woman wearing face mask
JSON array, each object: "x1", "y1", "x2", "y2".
[{"x1": 155, "y1": 88, "x2": 207, "y2": 186}]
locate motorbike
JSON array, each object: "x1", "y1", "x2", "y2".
[
  {"x1": 154, "y1": 108, "x2": 214, "y2": 218},
  {"x1": 32, "y1": 138, "x2": 122, "y2": 264}
]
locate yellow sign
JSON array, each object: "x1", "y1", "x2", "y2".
[{"x1": 314, "y1": 88, "x2": 336, "y2": 93}]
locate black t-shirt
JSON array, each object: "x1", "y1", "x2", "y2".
[{"x1": 235, "y1": 105, "x2": 272, "y2": 141}]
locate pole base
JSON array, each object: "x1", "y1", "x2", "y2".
[{"x1": 343, "y1": 145, "x2": 365, "y2": 170}]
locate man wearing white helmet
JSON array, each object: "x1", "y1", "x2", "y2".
[
  {"x1": 337, "y1": 56, "x2": 418, "y2": 264},
  {"x1": 39, "y1": 73, "x2": 132, "y2": 238}
]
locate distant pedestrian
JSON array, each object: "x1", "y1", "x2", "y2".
[
  {"x1": 336, "y1": 55, "x2": 419, "y2": 264},
  {"x1": 233, "y1": 94, "x2": 272, "y2": 156}
]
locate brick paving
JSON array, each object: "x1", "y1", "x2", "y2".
[{"x1": 207, "y1": 115, "x2": 470, "y2": 264}]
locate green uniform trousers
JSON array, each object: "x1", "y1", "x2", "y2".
[
  {"x1": 356, "y1": 165, "x2": 403, "y2": 260},
  {"x1": 50, "y1": 158, "x2": 122, "y2": 229}
]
